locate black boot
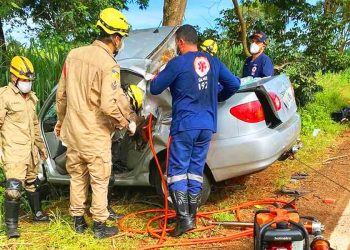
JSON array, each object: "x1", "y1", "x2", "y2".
[
  {"x1": 188, "y1": 193, "x2": 201, "y2": 228},
  {"x1": 26, "y1": 191, "x2": 49, "y2": 222},
  {"x1": 73, "y1": 216, "x2": 88, "y2": 234},
  {"x1": 5, "y1": 199, "x2": 20, "y2": 238},
  {"x1": 107, "y1": 205, "x2": 124, "y2": 221},
  {"x1": 170, "y1": 191, "x2": 195, "y2": 237},
  {"x1": 93, "y1": 221, "x2": 118, "y2": 239}
]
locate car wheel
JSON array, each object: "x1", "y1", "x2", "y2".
[{"x1": 154, "y1": 158, "x2": 211, "y2": 207}]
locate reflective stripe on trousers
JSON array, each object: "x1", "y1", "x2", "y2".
[{"x1": 167, "y1": 173, "x2": 204, "y2": 185}]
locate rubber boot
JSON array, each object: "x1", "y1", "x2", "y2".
[
  {"x1": 107, "y1": 205, "x2": 124, "y2": 221},
  {"x1": 93, "y1": 221, "x2": 118, "y2": 239},
  {"x1": 5, "y1": 199, "x2": 20, "y2": 239},
  {"x1": 73, "y1": 216, "x2": 88, "y2": 234},
  {"x1": 188, "y1": 193, "x2": 201, "y2": 228},
  {"x1": 26, "y1": 191, "x2": 49, "y2": 222},
  {"x1": 170, "y1": 191, "x2": 195, "y2": 237},
  {"x1": 107, "y1": 177, "x2": 124, "y2": 221}
]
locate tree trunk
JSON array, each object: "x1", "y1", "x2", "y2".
[
  {"x1": 162, "y1": 0, "x2": 187, "y2": 26},
  {"x1": 232, "y1": 0, "x2": 250, "y2": 57},
  {"x1": 323, "y1": 0, "x2": 337, "y2": 15},
  {"x1": 0, "y1": 18, "x2": 6, "y2": 53}
]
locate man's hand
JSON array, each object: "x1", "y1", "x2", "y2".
[
  {"x1": 127, "y1": 121, "x2": 137, "y2": 136},
  {"x1": 39, "y1": 147, "x2": 48, "y2": 160},
  {"x1": 54, "y1": 121, "x2": 62, "y2": 138}
]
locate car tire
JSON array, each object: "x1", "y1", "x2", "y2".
[{"x1": 154, "y1": 158, "x2": 211, "y2": 207}]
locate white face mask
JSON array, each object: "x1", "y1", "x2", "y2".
[
  {"x1": 118, "y1": 38, "x2": 125, "y2": 52},
  {"x1": 17, "y1": 81, "x2": 32, "y2": 93},
  {"x1": 250, "y1": 43, "x2": 260, "y2": 54}
]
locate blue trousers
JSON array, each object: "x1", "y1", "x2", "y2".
[{"x1": 167, "y1": 129, "x2": 213, "y2": 194}]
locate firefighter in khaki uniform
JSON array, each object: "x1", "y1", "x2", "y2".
[
  {"x1": 55, "y1": 8, "x2": 140, "y2": 239},
  {"x1": 0, "y1": 56, "x2": 49, "y2": 239}
]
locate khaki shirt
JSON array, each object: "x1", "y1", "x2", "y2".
[
  {"x1": 0, "y1": 83, "x2": 45, "y2": 164},
  {"x1": 56, "y1": 40, "x2": 136, "y2": 157}
]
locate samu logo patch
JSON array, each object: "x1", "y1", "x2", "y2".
[{"x1": 194, "y1": 57, "x2": 210, "y2": 77}]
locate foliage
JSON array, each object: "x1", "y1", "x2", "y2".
[
  {"x1": 213, "y1": 0, "x2": 350, "y2": 106},
  {"x1": 299, "y1": 69, "x2": 350, "y2": 136},
  {"x1": 217, "y1": 42, "x2": 245, "y2": 77},
  {"x1": 0, "y1": 39, "x2": 73, "y2": 108},
  {"x1": 2, "y1": 0, "x2": 149, "y2": 44}
]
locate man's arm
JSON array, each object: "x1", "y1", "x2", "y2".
[
  {"x1": 150, "y1": 59, "x2": 178, "y2": 95},
  {"x1": 34, "y1": 111, "x2": 48, "y2": 160},
  {"x1": 218, "y1": 61, "x2": 241, "y2": 102},
  {"x1": 262, "y1": 56, "x2": 274, "y2": 77},
  {"x1": 56, "y1": 61, "x2": 68, "y2": 123},
  {"x1": 100, "y1": 64, "x2": 136, "y2": 129}
]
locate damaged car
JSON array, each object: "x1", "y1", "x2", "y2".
[{"x1": 39, "y1": 26, "x2": 301, "y2": 205}]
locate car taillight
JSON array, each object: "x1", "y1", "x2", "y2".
[
  {"x1": 269, "y1": 92, "x2": 282, "y2": 111},
  {"x1": 268, "y1": 242, "x2": 293, "y2": 250},
  {"x1": 230, "y1": 100, "x2": 265, "y2": 123},
  {"x1": 229, "y1": 92, "x2": 281, "y2": 123}
]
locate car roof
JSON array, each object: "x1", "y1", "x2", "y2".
[{"x1": 116, "y1": 26, "x2": 177, "y2": 61}]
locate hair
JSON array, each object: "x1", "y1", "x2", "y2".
[
  {"x1": 175, "y1": 24, "x2": 198, "y2": 45},
  {"x1": 97, "y1": 27, "x2": 121, "y2": 43}
]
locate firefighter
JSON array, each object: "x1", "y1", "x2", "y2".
[
  {"x1": 55, "y1": 8, "x2": 141, "y2": 239},
  {"x1": 200, "y1": 39, "x2": 218, "y2": 56},
  {"x1": 242, "y1": 31, "x2": 274, "y2": 78},
  {"x1": 200, "y1": 39, "x2": 225, "y2": 92},
  {"x1": 0, "y1": 56, "x2": 49, "y2": 239},
  {"x1": 150, "y1": 25, "x2": 241, "y2": 237}
]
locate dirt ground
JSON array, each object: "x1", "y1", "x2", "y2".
[{"x1": 187, "y1": 131, "x2": 350, "y2": 250}]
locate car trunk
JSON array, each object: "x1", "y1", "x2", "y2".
[{"x1": 215, "y1": 75, "x2": 297, "y2": 140}]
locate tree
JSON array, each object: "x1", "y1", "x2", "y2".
[
  {"x1": 162, "y1": 0, "x2": 187, "y2": 26},
  {"x1": 3, "y1": 0, "x2": 149, "y2": 44},
  {"x1": 0, "y1": 0, "x2": 24, "y2": 52},
  {"x1": 232, "y1": 0, "x2": 250, "y2": 56}
]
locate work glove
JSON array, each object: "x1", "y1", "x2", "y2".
[
  {"x1": 39, "y1": 147, "x2": 48, "y2": 161},
  {"x1": 127, "y1": 121, "x2": 137, "y2": 136},
  {"x1": 145, "y1": 73, "x2": 155, "y2": 81},
  {"x1": 54, "y1": 121, "x2": 62, "y2": 138}
]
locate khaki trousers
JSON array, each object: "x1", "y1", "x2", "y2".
[
  {"x1": 2, "y1": 157, "x2": 38, "y2": 192},
  {"x1": 66, "y1": 147, "x2": 111, "y2": 222}
]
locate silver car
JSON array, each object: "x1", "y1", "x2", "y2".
[{"x1": 39, "y1": 27, "x2": 301, "y2": 204}]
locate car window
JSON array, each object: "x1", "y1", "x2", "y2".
[{"x1": 42, "y1": 102, "x2": 57, "y2": 133}]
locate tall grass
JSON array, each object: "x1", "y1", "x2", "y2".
[
  {"x1": 0, "y1": 40, "x2": 73, "y2": 108},
  {"x1": 217, "y1": 42, "x2": 245, "y2": 77}
]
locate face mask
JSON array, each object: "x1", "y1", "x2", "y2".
[
  {"x1": 17, "y1": 81, "x2": 32, "y2": 93},
  {"x1": 250, "y1": 43, "x2": 260, "y2": 54},
  {"x1": 113, "y1": 37, "x2": 125, "y2": 56},
  {"x1": 118, "y1": 38, "x2": 125, "y2": 52}
]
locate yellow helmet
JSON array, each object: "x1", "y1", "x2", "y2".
[
  {"x1": 200, "y1": 39, "x2": 218, "y2": 56},
  {"x1": 96, "y1": 8, "x2": 130, "y2": 37},
  {"x1": 127, "y1": 85, "x2": 143, "y2": 112},
  {"x1": 10, "y1": 56, "x2": 35, "y2": 80}
]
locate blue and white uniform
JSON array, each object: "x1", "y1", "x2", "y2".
[{"x1": 150, "y1": 51, "x2": 240, "y2": 193}]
